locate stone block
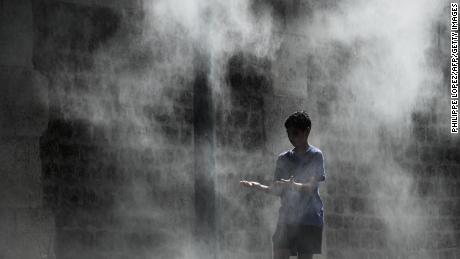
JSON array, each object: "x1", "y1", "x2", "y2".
[
  {"x1": 438, "y1": 249, "x2": 456, "y2": 259},
  {"x1": 0, "y1": 208, "x2": 55, "y2": 259},
  {"x1": 326, "y1": 214, "x2": 343, "y2": 229},
  {"x1": 0, "y1": 139, "x2": 43, "y2": 208},
  {"x1": 0, "y1": 0, "x2": 33, "y2": 67},
  {"x1": 0, "y1": 68, "x2": 48, "y2": 137},
  {"x1": 349, "y1": 197, "x2": 372, "y2": 214},
  {"x1": 327, "y1": 249, "x2": 344, "y2": 259}
]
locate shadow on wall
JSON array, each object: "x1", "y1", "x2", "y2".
[
  {"x1": 40, "y1": 118, "x2": 122, "y2": 258},
  {"x1": 212, "y1": 51, "x2": 279, "y2": 258},
  {"x1": 32, "y1": 1, "x2": 120, "y2": 72},
  {"x1": 222, "y1": 51, "x2": 273, "y2": 151}
]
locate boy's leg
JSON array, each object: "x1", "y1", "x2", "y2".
[
  {"x1": 273, "y1": 249, "x2": 291, "y2": 259},
  {"x1": 272, "y1": 223, "x2": 291, "y2": 259}
]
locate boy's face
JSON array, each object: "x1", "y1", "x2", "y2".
[{"x1": 286, "y1": 127, "x2": 310, "y2": 147}]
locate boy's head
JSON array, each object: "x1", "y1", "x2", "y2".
[{"x1": 284, "y1": 111, "x2": 311, "y2": 147}]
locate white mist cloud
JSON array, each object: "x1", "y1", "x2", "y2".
[
  {"x1": 48, "y1": 0, "x2": 452, "y2": 257},
  {"x1": 294, "y1": 0, "x2": 450, "y2": 255},
  {"x1": 145, "y1": 0, "x2": 279, "y2": 93},
  {"x1": 302, "y1": 0, "x2": 446, "y2": 124}
]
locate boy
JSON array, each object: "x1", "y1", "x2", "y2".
[{"x1": 240, "y1": 111, "x2": 326, "y2": 259}]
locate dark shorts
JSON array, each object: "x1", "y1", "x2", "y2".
[{"x1": 272, "y1": 223, "x2": 323, "y2": 256}]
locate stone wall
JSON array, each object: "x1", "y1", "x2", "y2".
[
  {"x1": 308, "y1": 13, "x2": 460, "y2": 259},
  {"x1": 0, "y1": 0, "x2": 55, "y2": 258},
  {"x1": 1, "y1": 1, "x2": 458, "y2": 259},
  {"x1": 34, "y1": 1, "x2": 196, "y2": 258}
]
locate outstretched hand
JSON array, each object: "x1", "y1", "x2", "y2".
[
  {"x1": 275, "y1": 176, "x2": 315, "y2": 193},
  {"x1": 239, "y1": 180, "x2": 261, "y2": 188},
  {"x1": 279, "y1": 176, "x2": 294, "y2": 183},
  {"x1": 274, "y1": 176, "x2": 294, "y2": 187}
]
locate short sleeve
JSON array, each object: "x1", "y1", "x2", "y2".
[{"x1": 315, "y1": 152, "x2": 326, "y2": 182}]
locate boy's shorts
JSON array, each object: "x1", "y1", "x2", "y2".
[{"x1": 272, "y1": 223, "x2": 323, "y2": 256}]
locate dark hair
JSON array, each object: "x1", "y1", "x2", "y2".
[{"x1": 284, "y1": 111, "x2": 311, "y2": 130}]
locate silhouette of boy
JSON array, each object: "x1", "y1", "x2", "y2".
[{"x1": 240, "y1": 111, "x2": 326, "y2": 259}]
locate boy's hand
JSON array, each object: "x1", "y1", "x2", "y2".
[
  {"x1": 239, "y1": 180, "x2": 261, "y2": 188},
  {"x1": 277, "y1": 177, "x2": 315, "y2": 193}
]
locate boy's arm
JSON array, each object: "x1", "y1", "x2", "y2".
[
  {"x1": 239, "y1": 155, "x2": 289, "y2": 195},
  {"x1": 289, "y1": 175, "x2": 322, "y2": 193},
  {"x1": 290, "y1": 152, "x2": 326, "y2": 193},
  {"x1": 239, "y1": 180, "x2": 287, "y2": 195}
]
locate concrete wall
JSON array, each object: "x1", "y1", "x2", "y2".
[
  {"x1": 0, "y1": 0, "x2": 54, "y2": 258},
  {"x1": 34, "y1": 1, "x2": 196, "y2": 258}
]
